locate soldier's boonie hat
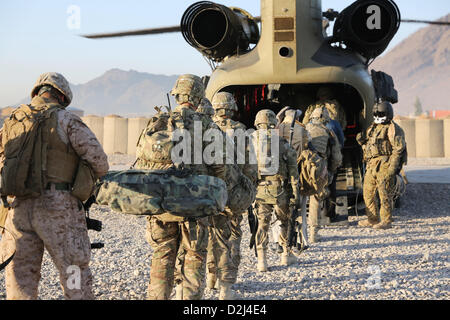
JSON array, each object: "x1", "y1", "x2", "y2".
[
  {"x1": 31, "y1": 72, "x2": 73, "y2": 107},
  {"x1": 212, "y1": 92, "x2": 238, "y2": 111}
]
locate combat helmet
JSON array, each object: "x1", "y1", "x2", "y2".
[
  {"x1": 255, "y1": 109, "x2": 277, "y2": 129},
  {"x1": 197, "y1": 98, "x2": 215, "y2": 116},
  {"x1": 31, "y1": 72, "x2": 73, "y2": 107},
  {"x1": 212, "y1": 92, "x2": 238, "y2": 118},
  {"x1": 171, "y1": 74, "x2": 205, "y2": 108},
  {"x1": 373, "y1": 101, "x2": 394, "y2": 124},
  {"x1": 310, "y1": 106, "x2": 331, "y2": 124}
]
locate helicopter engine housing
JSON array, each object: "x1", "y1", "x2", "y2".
[
  {"x1": 181, "y1": 1, "x2": 260, "y2": 61},
  {"x1": 332, "y1": 0, "x2": 401, "y2": 60}
]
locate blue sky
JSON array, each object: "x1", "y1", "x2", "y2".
[{"x1": 0, "y1": 0, "x2": 449, "y2": 106}]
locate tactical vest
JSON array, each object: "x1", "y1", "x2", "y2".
[
  {"x1": 253, "y1": 131, "x2": 290, "y2": 204},
  {"x1": 1, "y1": 104, "x2": 79, "y2": 198},
  {"x1": 136, "y1": 107, "x2": 208, "y2": 175},
  {"x1": 364, "y1": 124, "x2": 393, "y2": 160}
]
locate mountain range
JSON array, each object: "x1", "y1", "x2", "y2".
[{"x1": 371, "y1": 14, "x2": 450, "y2": 115}]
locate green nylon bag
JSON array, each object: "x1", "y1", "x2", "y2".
[{"x1": 95, "y1": 169, "x2": 228, "y2": 218}]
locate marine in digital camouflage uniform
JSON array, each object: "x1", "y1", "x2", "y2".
[
  {"x1": 205, "y1": 92, "x2": 257, "y2": 299},
  {"x1": 357, "y1": 102, "x2": 407, "y2": 229},
  {"x1": 0, "y1": 73, "x2": 109, "y2": 300},
  {"x1": 252, "y1": 110, "x2": 300, "y2": 272},
  {"x1": 305, "y1": 107, "x2": 342, "y2": 242},
  {"x1": 136, "y1": 75, "x2": 242, "y2": 300},
  {"x1": 303, "y1": 86, "x2": 347, "y2": 131}
]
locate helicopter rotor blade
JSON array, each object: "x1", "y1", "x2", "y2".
[
  {"x1": 80, "y1": 17, "x2": 263, "y2": 39},
  {"x1": 401, "y1": 19, "x2": 450, "y2": 26},
  {"x1": 81, "y1": 26, "x2": 181, "y2": 39}
]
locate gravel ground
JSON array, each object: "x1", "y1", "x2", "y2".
[{"x1": 0, "y1": 155, "x2": 449, "y2": 300}]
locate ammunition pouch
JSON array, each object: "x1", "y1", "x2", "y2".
[{"x1": 71, "y1": 160, "x2": 97, "y2": 202}]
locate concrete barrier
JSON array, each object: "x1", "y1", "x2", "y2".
[
  {"x1": 415, "y1": 119, "x2": 444, "y2": 158},
  {"x1": 81, "y1": 115, "x2": 104, "y2": 145},
  {"x1": 127, "y1": 118, "x2": 150, "y2": 155},
  {"x1": 396, "y1": 119, "x2": 416, "y2": 158},
  {"x1": 444, "y1": 119, "x2": 450, "y2": 159},
  {"x1": 103, "y1": 115, "x2": 128, "y2": 154}
]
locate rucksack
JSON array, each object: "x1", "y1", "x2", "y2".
[
  {"x1": 95, "y1": 169, "x2": 228, "y2": 218},
  {"x1": 0, "y1": 104, "x2": 59, "y2": 198},
  {"x1": 298, "y1": 149, "x2": 329, "y2": 198}
]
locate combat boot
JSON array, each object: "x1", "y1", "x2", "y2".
[
  {"x1": 358, "y1": 218, "x2": 379, "y2": 228},
  {"x1": 280, "y1": 248, "x2": 297, "y2": 266},
  {"x1": 309, "y1": 227, "x2": 320, "y2": 243},
  {"x1": 373, "y1": 221, "x2": 392, "y2": 230},
  {"x1": 257, "y1": 249, "x2": 268, "y2": 272},
  {"x1": 219, "y1": 281, "x2": 235, "y2": 300},
  {"x1": 206, "y1": 272, "x2": 218, "y2": 290}
]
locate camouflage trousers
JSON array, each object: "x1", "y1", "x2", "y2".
[
  {"x1": 206, "y1": 214, "x2": 238, "y2": 284},
  {"x1": 254, "y1": 193, "x2": 290, "y2": 251},
  {"x1": 145, "y1": 216, "x2": 209, "y2": 300},
  {"x1": 308, "y1": 193, "x2": 329, "y2": 228},
  {"x1": 0, "y1": 190, "x2": 94, "y2": 300},
  {"x1": 363, "y1": 159, "x2": 395, "y2": 224}
]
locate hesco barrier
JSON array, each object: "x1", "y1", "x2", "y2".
[
  {"x1": 444, "y1": 119, "x2": 450, "y2": 159},
  {"x1": 127, "y1": 118, "x2": 150, "y2": 156},
  {"x1": 80, "y1": 116, "x2": 450, "y2": 158},
  {"x1": 81, "y1": 115, "x2": 105, "y2": 145},
  {"x1": 414, "y1": 119, "x2": 444, "y2": 158},
  {"x1": 103, "y1": 115, "x2": 129, "y2": 155}
]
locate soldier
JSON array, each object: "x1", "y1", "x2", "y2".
[
  {"x1": 135, "y1": 74, "x2": 243, "y2": 300},
  {"x1": 197, "y1": 98, "x2": 215, "y2": 117},
  {"x1": 0, "y1": 72, "x2": 109, "y2": 300},
  {"x1": 357, "y1": 102, "x2": 407, "y2": 230},
  {"x1": 277, "y1": 107, "x2": 310, "y2": 159},
  {"x1": 306, "y1": 107, "x2": 342, "y2": 242},
  {"x1": 252, "y1": 110, "x2": 300, "y2": 272},
  {"x1": 303, "y1": 86, "x2": 347, "y2": 131},
  {"x1": 204, "y1": 92, "x2": 257, "y2": 299}
]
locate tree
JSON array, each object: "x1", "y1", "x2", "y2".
[{"x1": 414, "y1": 97, "x2": 423, "y2": 117}]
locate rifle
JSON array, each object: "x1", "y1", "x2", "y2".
[
  {"x1": 83, "y1": 195, "x2": 104, "y2": 249},
  {"x1": 248, "y1": 205, "x2": 258, "y2": 257}
]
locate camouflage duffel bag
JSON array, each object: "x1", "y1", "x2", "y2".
[{"x1": 95, "y1": 169, "x2": 228, "y2": 218}]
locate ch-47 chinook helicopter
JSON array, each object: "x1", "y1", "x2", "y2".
[{"x1": 83, "y1": 0, "x2": 450, "y2": 217}]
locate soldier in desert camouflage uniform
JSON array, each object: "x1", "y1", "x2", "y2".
[
  {"x1": 357, "y1": 102, "x2": 407, "y2": 229},
  {"x1": 305, "y1": 107, "x2": 342, "y2": 242},
  {"x1": 205, "y1": 92, "x2": 257, "y2": 299},
  {"x1": 136, "y1": 75, "x2": 244, "y2": 300},
  {"x1": 303, "y1": 86, "x2": 347, "y2": 131},
  {"x1": 252, "y1": 110, "x2": 300, "y2": 272},
  {"x1": 0, "y1": 72, "x2": 109, "y2": 300}
]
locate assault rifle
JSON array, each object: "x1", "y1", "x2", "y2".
[{"x1": 83, "y1": 195, "x2": 104, "y2": 249}]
